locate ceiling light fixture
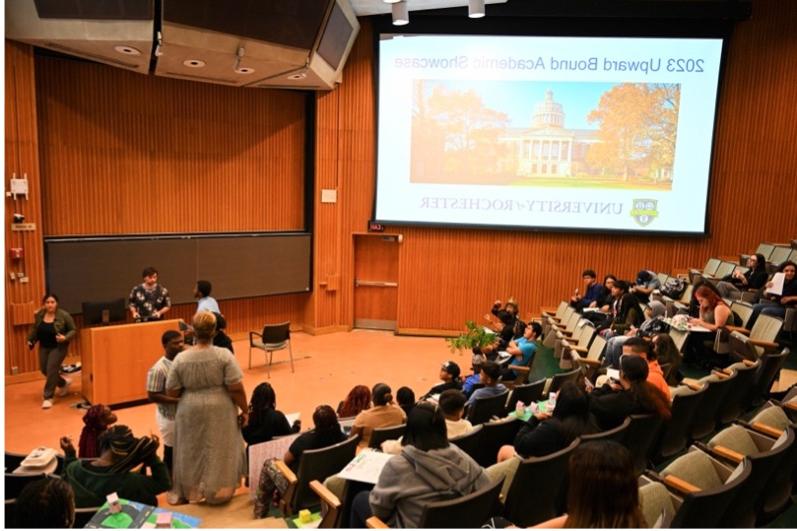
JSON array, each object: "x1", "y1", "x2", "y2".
[
  {"x1": 382, "y1": 0, "x2": 401, "y2": 3},
  {"x1": 392, "y1": 1, "x2": 409, "y2": 26},
  {"x1": 468, "y1": 0, "x2": 485, "y2": 18}
]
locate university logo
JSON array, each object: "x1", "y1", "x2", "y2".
[{"x1": 630, "y1": 199, "x2": 659, "y2": 227}]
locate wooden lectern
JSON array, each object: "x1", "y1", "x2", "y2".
[{"x1": 80, "y1": 319, "x2": 182, "y2": 406}]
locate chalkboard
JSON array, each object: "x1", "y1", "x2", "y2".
[{"x1": 45, "y1": 233, "x2": 312, "y2": 314}]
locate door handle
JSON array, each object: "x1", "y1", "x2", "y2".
[{"x1": 355, "y1": 280, "x2": 398, "y2": 288}]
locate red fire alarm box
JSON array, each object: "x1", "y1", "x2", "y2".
[{"x1": 9, "y1": 248, "x2": 24, "y2": 260}]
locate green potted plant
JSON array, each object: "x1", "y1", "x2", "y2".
[{"x1": 446, "y1": 321, "x2": 497, "y2": 354}]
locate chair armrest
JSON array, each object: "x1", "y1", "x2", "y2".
[
  {"x1": 750, "y1": 422, "x2": 783, "y2": 438},
  {"x1": 540, "y1": 307, "x2": 558, "y2": 316},
  {"x1": 712, "y1": 445, "x2": 745, "y2": 464},
  {"x1": 725, "y1": 326, "x2": 750, "y2": 335},
  {"x1": 310, "y1": 480, "x2": 341, "y2": 509},
  {"x1": 508, "y1": 365, "x2": 530, "y2": 374},
  {"x1": 748, "y1": 339, "x2": 779, "y2": 349},
  {"x1": 249, "y1": 331, "x2": 262, "y2": 344},
  {"x1": 782, "y1": 401, "x2": 797, "y2": 412},
  {"x1": 559, "y1": 330, "x2": 574, "y2": 337},
  {"x1": 571, "y1": 346, "x2": 588, "y2": 353},
  {"x1": 275, "y1": 460, "x2": 297, "y2": 484},
  {"x1": 663, "y1": 474, "x2": 702, "y2": 494},
  {"x1": 715, "y1": 368, "x2": 732, "y2": 378},
  {"x1": 367, "y1": 517, "x2": 390, "y2": 528},
  {"x1": 680, "y1": 378, "x2": 703, "y2": 391},
  {"x1": 579, "y1": 358, "x2": 602, "y2": 367}
]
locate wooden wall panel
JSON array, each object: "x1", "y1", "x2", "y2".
[
  {"x1": 5, "y1": 41, "x2": 47, "y2": 375},
  {"x1": 35, "y1": 56, "x2": 306, "y2": 236},
  {"x1": 313, "y1": 1, "x2": 797, "y2": 333}
]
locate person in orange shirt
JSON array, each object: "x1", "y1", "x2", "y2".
[{"x1": 622, "y1": 337, "x2": 670, "y2": 401}]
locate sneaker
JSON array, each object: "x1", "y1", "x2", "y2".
[
  {"x1": 56, "y1": 377, "x2": 72, "y2": 397},
  {"x1": 42, "y1": 399, "x2": 53, "y2": 409}
]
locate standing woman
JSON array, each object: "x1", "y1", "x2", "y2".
[
  {"x1": 166, "y1": 311, "x2": 248, "y2": 505},
  {"x1": 27, "y1": 294, "x2": 77, "y2": 409}
]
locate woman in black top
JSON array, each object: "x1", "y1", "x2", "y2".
[
  {"x1": 242, "y1": 383, "x2": 298, "y2": 448},
  {"x1": 422, "y1": 361, "x2": 462, "y2": 399},
  {"x1": 748, "y1": 260, "x2": 797, "y2": 327},
  {"x1": 716, "y1": 253, "x2": 768, "y2": 299},
  {"x1": 497, "y1": 381, "x2": 597, "y2": 462},
  {"x1": 254, "y1": 405, "x2": 346, "y2": 517},
  {"x1": 26, "y1": 294, "x2": 77, "y2": 409},
  {"x1": 588, "y1": 355, "x2": 671, "y2": 430}
]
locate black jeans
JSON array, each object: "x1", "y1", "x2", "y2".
[
  {"x1": 349, "y1": 490, "x2": 374, "y2": 528},
  {"x1": 39, "y1": 344, "x2": 68, "y2": 399},
  {"x1": 164, "y1": 445, "x2": 173, "y2": 476}
]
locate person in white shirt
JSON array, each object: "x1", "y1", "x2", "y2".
[
  {"x1": 194, "y1": 280, "x2": 220, "y2": 314},
  {"x1": 439, "y1": 389, "x2": 474, "y2": 438}
]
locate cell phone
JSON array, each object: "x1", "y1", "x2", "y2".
[{"x1": 607, "y1": 368, "x2": 620, "y2": 380}]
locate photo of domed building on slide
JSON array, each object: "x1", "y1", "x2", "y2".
[{"x1": 410, "y1": 80, "x2": 681, "y2": 189}]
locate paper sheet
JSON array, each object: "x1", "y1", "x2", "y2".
[
  {"x1": 766, "y1": 272, "x2": 785, "y2": 296},
  {"x1": 336, "y1": 450, "x2": 393, "y2": 484}
]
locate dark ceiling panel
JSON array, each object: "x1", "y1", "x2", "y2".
[
  {"x1": 163, "y1": 0, "x2": 332, "y2": 50},
  {"x1": 33, "y1": 0, "x2": 153, "y2": 20}
]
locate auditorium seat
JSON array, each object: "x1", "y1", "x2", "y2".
[
  {"x1": 646, "y1": 446, "x2": 752, "y2": 528},
  {"x1": 504, "y1": 379, "x2": 546, "y2": 416},
  {"x1": 682, "y1": 370, "x2": 738, "y2": 441},
  {"x1": 652, "y1": 383, "x2": 707, "y2": 466},
  {"x1": 727, "y1": 314, "x2": 783, "y2": 361},
  {"x1": 467, "y1": 390, "x2": 510, "y2": 426},
  {"x1": 624, "y1": 414, "x2": 665, "y2": 475},
  {"x1": 369, "y1": 424, "x2": 406, "y2": 450},
  {"x1": 475, "y1": 417, "x2": 522, "y2": 468},
  {"x1": 449, "y1": 424, "x2": 483, "y2": 464},
  {"x1": 704, "y1": 424, "x2": 795, "y2": 525},
  {"x1": 502, "y1": 439, "x2": 579, "y2": 527},
  {"x1": 581, "y1": 416, "x2": 630, "y2": 444}
]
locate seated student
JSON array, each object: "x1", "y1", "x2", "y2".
[
  {"x1": 716, "y1": 253, "x2": 768, "y2": 300},
  {"x1": 497, "y1": 382, "x2": 597, "y2": 462},
  {"x1": 748, "y1": 260, "x2": 797, "y2": 327},
  {"x1": 351, "y1": 383, "x2": 407, "y2": 449},
  {"x1": 684, "y1": 285, "x2": 735, "y2": 366},
  {"x1": 349, "y1": 402, "x2": 491, "y2": 528},
  {"x1": 254, "y1": 405, "x2": 346, "y2": 518},
  {"x1": 602, "y1": 280, "x2": 642, "y2": 338},
  {"x1": 78, "y1": 404, "x2": 117, "y2": 459},
  {"x1": 242, "y1": 382, "x2": 298, "y2": 449},
  {"x1": 462, "y1": 353, "x2": 486, "y2": 398},
  {"x1": 534, "y1": 441, "x2": 646, "y2": 528},
  {"x1": 488, "y1": 298, "x2": 521, "y2": 343},
  {"x1": 396, "y1": 387, "x2": 416, "y2": 418},
  {"x1": 337, "y1": 385, "x2": 372, "y2": 419},
  {"x1": 621, "y1": 337, "x2": 671, "y2": 401},
  {"x1": 62, "y1": 426, "x2": 170, "y2": 507},
  {"x1": 465, "y1": 361, "x2": 507, "y2": 409},
  {"x1": 603, "y1": 300, "x2": 668, "y2": 368},
  {"x1": 503, "y1": 322, "x2": 542, "y2": 380},
  {"x1": 422, "y1": 361, "x2": 462, "y2": 398},
  {"x1": 439, "y1": 389, "x2": 474, "y2": 438},
  {"x1": 588, "y1": 355, "x2": 671, "y2": 430},
  {"x1": 570, "y1": 269, "x2": 606, "y2": 311},
  {"x1": 595, "y1": 274, "x2": 617, "y2": 311},
  {"x1": 651, "y1": 333, "x2": 682, "y2": 385},
  {"x1": 631, "y1": 270, "x2": 661, "y2": 304},
  {"x1": 15, "y1": 477, "x2": 75, "y2": 529},
  {"x1": 381, "y1": 389, "x2": 474, "y2": 454}
]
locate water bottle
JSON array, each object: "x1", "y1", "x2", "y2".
[
  {"x1": 547, "y1": 392, "x2": 557, "y2": 412},
  {"x1": 515, "y1": 400, "x2": 525, "y2": 416}
]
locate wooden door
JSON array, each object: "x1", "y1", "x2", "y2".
[{"x1": 354, "y1": 235, "x2": 399, "y2": 330}]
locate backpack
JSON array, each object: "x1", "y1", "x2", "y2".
[{"x1": 661, "y1": 277, "x2": 687, "y2": 299}]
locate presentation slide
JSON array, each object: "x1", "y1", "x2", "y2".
[{"x1": 375, "y1": 34, "x2": 724, "y2": 233}]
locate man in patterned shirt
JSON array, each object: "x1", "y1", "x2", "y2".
[
  {"x1": 129, "y1": 266, "x2": 172, "y2": 322},
  {"x1": 146, "y1": 330, "x2": 184, "y2": 475}
]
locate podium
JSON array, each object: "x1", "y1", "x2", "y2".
[{"x1": 80, "y1": 319, "x2": 182, "y2": 406}]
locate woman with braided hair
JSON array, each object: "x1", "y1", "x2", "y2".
[
  {"x1": 166, "y1": 311, "x2": 248, "y2": 505},
  {"x1": 61, "y1": 425, "x2": 170, "y2": 507}
]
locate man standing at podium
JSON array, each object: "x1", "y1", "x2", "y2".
[{"x1": 129, "y1": 266, "x2": 172, "y2": 322}]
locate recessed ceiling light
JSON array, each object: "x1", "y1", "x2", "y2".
[
  {"x1": 288, "y1": 72, "x2": 307, "y2": 80},
  {"x1": 114, "y1": 45, "x2": 141, "y2": 56},
  {"x1": 183, "y1": 59, "x2": 206, "y2": 68},
  {"x1": 235, "y1": 67, "x2": 255, "y2": 75}
]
